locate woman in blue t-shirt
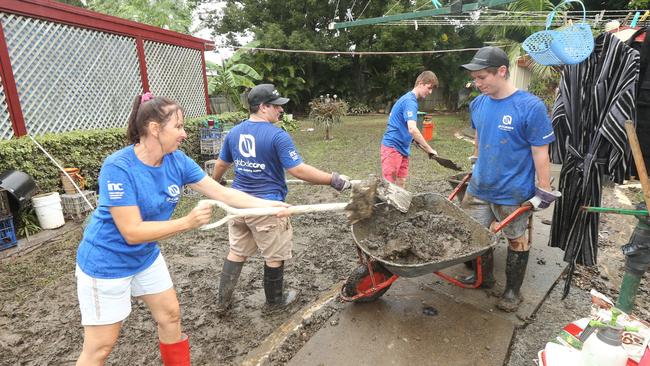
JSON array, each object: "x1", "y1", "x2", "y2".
[{"x1": 75, "y1": 93, "x2": 288, "y2": 366}]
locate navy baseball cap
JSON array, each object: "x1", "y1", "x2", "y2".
[
  {"x1": 248, "y1": 84, "x2": 290, "y2": 107},
  {"x1": 460, "y1": 46, "x2": 509, "y2": 71}
]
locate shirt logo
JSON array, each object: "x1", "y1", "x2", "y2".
[
  {"x1": 498, "y1": 115, "x2": 514, "y2": 132},
  {"x1": 167, "y1": 184, "x2": 181, "y2": 203},
  {"x1": 407, "y1": 111, "x2": 413, "y2": 118},
  {"x1": 239, "y1": 134, "x2": 256, "y2": 158},
  {"x1": 107, "y1": 181, "x2": 125, "y2": 200},
  {"x1": 289, "y1": 150, "x2": 299, "y2": 161},
  {"x1": 168, "y1": 184, "x2": 180, "y2": 197}
]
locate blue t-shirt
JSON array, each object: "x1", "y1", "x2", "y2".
[
  {"x1": 381, "y1": 91, "x2": 419, "y2": 157},
  {"x1": 219, "y1": 120, "x2": 303, "y2": 201},
  {"x1": 76, "y1": 146, "x2": 205, "y2": 279},
  {"x1": 468, "y1": 90, "x2": 555, "y2": 205}
]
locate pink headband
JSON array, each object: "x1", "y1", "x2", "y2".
[{"x1": 141, "y1": 92, "x2": 154, "y2": 103}]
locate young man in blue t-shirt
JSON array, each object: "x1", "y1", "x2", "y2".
[
  {"x1": 459, "y1": 46, "x2": 560, "y2": 312},
  {"x1": 212, "y1": 84, "x2": 351, "y2": 312},
  {"x1": 380, "y1": 70, "x2": 439, "y2": 188}
]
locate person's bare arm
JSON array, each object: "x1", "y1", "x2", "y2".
[
  {"x1": 110, "y1": 203, "x2": 211, "y2": 244},
  {"x1": 531, "y1": 144, "x2": 552, "y2": 190},
  {"x1": 211, "y1": 159, "x2": 231, "y2": 182},
  {"x1": 286, "y1": 163, "x2": 333, "y2": 185},
  {"x1": 407, "y1": 120, "x2": 437, "y2": 155},
  {"x1": 189, "y1": 176, "x2": 290, "y2": 209}
]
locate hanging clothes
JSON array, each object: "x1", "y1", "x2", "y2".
[
  {"x1": 630, "y1": 28, "x2": 650, "y2": 175},
  {"x1": 549, "y1": 32, "x2": 640, "y2": 297}
]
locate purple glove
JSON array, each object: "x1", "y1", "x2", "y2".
[
  {"x1": 527, "y1": 187, "x2": 561, "y2": 210},
  {"x1": 330, "y1": 172, "x2": 351, "y2": 191}
]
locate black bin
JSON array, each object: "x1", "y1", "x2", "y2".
[{"x1": 0, "y1": 170, "x2": 37, "y2": 214}]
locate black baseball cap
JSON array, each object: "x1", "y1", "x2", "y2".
[
  {"x1": 460, "y1": 46, "x2": 509, "y2": 71},
  {"x1": 247, "y1": 84, "x2": 290, "y2": 107}
]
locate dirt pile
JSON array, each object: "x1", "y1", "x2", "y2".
[{"x1": 358, "y1": 201, "x2": 477, "y2": 265}]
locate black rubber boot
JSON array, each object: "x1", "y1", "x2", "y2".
[
  {"x1": 264, "y1": 262, "x2": 297, "y2": 308},
  {"x1": 458, "y1": 249, "x2": 496, "y2": 288},
  {"x1": 496, "y1": 249, "x2": 529, "y2": 312},
  {"x1": 216, "y1": 259, "x2": 244, "y2": 314}
]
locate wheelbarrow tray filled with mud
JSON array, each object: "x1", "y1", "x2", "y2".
[{"x1": 351, "y1": 192, "x2": 498, "y2": 278}]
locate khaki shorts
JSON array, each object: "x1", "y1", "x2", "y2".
[
  {"x1": 228, "y1": 215, "x2": 293, "y2": 261},
  {"x1": 461, "y1": 192, "x2": 531, "y2": 240}
]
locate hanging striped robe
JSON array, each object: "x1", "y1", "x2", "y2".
[{"x1": 549, "y1": 32, "x2": 640, "y2": 296}]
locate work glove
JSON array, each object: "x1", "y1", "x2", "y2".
[
  {"x1": 330, "y1": 172, "x2": 352, "y2": 191},
  {"x1": 527, "y1": 187, "x2": 562, "y2": 210}
]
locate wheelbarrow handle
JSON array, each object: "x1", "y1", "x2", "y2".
[
  {"x1": 492, "y1": 205, "x2": 532, "y2": 233},
  {"x1": 198, "y1": 199, "x2": 348, "y2": 230},
  {"x1": 225, "y1": 179, "x2": 363, "y2": 185},
  {"x1": 447, "y1": 173, "x2": 472, "y2": 201}
]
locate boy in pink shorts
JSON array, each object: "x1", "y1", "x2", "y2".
[{"x1": 380, "y1": 71, "x2": 439, "y2": 187}]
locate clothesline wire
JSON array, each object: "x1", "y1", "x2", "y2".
[{"x1": 227, "y1": 46, "x2": 484, "y2": 55}]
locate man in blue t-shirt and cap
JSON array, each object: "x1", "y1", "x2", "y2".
[
  {"x1": 211, "y1": 84, "x2": 351, "y2": 312},
  {"x1": 459, "y1": 46, "x2": 561, "y2": 312}
]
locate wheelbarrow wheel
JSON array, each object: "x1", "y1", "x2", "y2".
[{"x1": 343, "y1": 262, "x2": 393, "y2": 303}]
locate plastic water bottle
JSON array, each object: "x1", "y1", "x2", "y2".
[{"x1": 581, "y1": 326, "x2": 628, "y2": 366}]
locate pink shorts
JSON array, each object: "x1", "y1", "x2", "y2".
[{"x1": 381, "y1": 144, "x2": 409, "y2": 182}]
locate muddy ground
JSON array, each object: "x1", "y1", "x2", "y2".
[{"x1": 1, "y1": 177, "x2": 648, "y2": 365}]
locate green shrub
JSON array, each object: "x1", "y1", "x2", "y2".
[{"x1": 0, "y1": 111, "x2": 247, "y2": 237}]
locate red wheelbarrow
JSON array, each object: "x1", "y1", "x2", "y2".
[{"x1": 340, "y1": 185, "x2": 531, "y2": 303}]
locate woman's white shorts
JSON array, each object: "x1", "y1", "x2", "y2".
[{"x1": 76, "y1": 254, "x2": 173, "y2": 326}]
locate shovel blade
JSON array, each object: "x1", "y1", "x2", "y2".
[
  {"x1": 433, "y1": 156, "x2": 463, "y2": 171},
  {"x1": 376, "y1": 178, "x2": 412, "y2": 213}
]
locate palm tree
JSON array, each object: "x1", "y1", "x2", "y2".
[{"x1": 207, "y1": 42, "x2": 262, "y2": 111}]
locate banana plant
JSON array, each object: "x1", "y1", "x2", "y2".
[{"x1": 207, "y1": 41, "x2": 262, "y2": 111}]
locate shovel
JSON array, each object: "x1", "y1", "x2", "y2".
[
  {"x1": 201, "y1": 176, "x2": 413, "y2": 230},
  {"x1": 199, "y1": 200, "x2": 349, "y2": 230},
  {"x1": 413, "y1": 140, "x2": 462, "y2": 171}
]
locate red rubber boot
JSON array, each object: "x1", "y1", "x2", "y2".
[{"x1": 159, "y1": 333, "x2": 190, "y2": 366}]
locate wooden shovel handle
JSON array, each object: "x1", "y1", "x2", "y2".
[
  {"x1": 625, "y1": 120, "x2": 650, "y2": 211},
  {"x1": 199, "y1": 200, "x2": 348, "y2": 230}
]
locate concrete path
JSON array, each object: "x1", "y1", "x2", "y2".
[{"x1": 287, "y1": 278, "x2": 515, "y2": 366}]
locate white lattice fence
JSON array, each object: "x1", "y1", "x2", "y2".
[
  {"x1": 0, "y1": 75, "x2": 11, "y2": 140},
  {"x1": 144, "y1": 41, "x2": 206, "y2": 118},
  {"x1": 0, "y1": 12, "x2": 143, "y2": 137}
]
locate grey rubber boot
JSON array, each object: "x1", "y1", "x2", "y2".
[
  {"x1": 496, "y1": 249, "x2": 529, "y2": 312},
  {"x1": 216, "y1": 259, "x2": 244, "y2": 314},
  {"x1": 458, "y1": 248, "x2": 496, "y2": 288},
  {"x1": 264, "y1": 262, "x2": 297, "y2": 308}
]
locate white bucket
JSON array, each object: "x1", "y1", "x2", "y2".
[{"x1": 32, "y1": 192, "x2": 65, "y2": 229}]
